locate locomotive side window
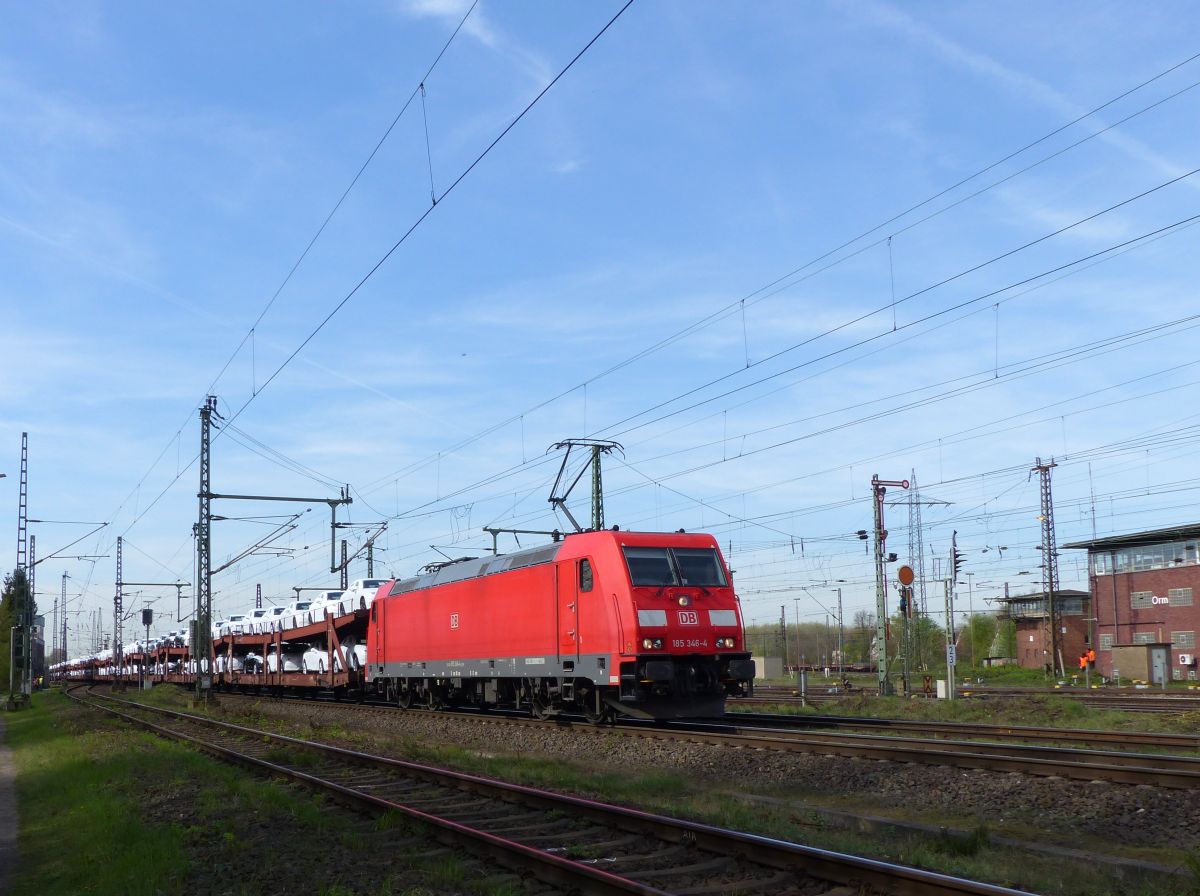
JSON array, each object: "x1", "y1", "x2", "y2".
[
  {"x1": 579, "y1": 558, "x2": 594, "y2": 592},
  {"x1": 674, "y1": 549, "x2": 727, "y2": 587},
  {"x1": 624, "y1": 547, "x2": 676, "y2": 586}
]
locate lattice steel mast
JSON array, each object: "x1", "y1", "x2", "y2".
[
  {"x1": 62, "y1": 576, "x2": 68, "y2": 665},
  {"x1": 16, "y1": 433, "x2": 26, "y2": 572},
  {"x1": 57, "y1": 575, "x2": 66, "y2": 666},
  {"x1": 1033, "y1": 457, "x2": 1061, "y2": 677},
  {"x1": 548, "y1": 439, "x2": 622, "y2": 532},
  {"x1": 113, "y1": 536, "x2": 123, "y2": 690},
  {"x1": 10, "y1": 434, "x2": 31, "y2": 703},
  {"x1": 195, "y1": 395, "x2": 218, "y2": 697},
  {"x1": 907, "y1": 470, "x2": 928, "y2": 669}
]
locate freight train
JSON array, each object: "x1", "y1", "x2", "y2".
[{"x1": 54, "y1": 529, "x2": 754, "y2": 721}]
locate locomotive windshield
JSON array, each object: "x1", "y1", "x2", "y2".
[{"x1": 623, "y1": 546, "x2": 728, "y2": 587}]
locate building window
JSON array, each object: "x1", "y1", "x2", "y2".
[
  {"x1": 1100, "y1": 540, "x2": 1197, "y2": 574},
  {"x1": 1098, "y1": 633, "x2": 1114, "y2": 650},
  {"x1": 1059, "y1": 597, "x2": 1085, "y2": 616},
  {"x1": 1169, "y1": 587, "x2": 1194, "y2": 607},
  {"x1": 1172, "y1": 631, "x2": 1196, "y2": 649},
  {"x1": 1132, "y1": 632, "x2": 1155, "y2": 645},
  {"x1": 1130, "y1": 591, "x2": 1153, "y2": 610}
]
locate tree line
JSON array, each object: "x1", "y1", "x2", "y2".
[
  {"x1": 0, "y1": 568, "x2": 34, "y2": 692},
  {"x1": 744, "y1": 608, "x2": 1016, "y2": 673}
]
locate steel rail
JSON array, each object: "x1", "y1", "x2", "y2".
[
  {"x1": 70, "y1": 687, "x2": 1030, "y2": 896},
  {"x1": 719, "y1": 711, "x2": 1200, "y2": 751},
  {"x1": 205, "y1": 688, "x2": 1200, "y2": 787}
]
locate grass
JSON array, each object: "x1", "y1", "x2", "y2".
[
  {"x1": 8, "y1": 691, "x2": 191, "y2": 895},
  {"x1": 736, "y1": 687, "x2": 1200, "y2": 736},
  {"x1": 104, "y1": 685, "x2": 1200, "y2": 895},
  {"x1": 5, "y1": 690, "x2": 525, "y2": 896},
  {"x1": 202, "y1": 694, "x2": 1200, "y2": 896}
]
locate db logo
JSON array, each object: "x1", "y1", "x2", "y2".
[
  {"x1": 678, "y1": 610, "x2": 699, "y2": 626},
  {"x1": 450, "y1": 613, "x2": 460, "y2": 629}
]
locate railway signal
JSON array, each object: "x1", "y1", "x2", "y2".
[{"x1": 870, "y1": 475, "x2": 909, "y2": 697}]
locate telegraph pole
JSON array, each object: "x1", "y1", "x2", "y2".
[
  {"x1": 871, "y1": 475, "x2": 908, "y2": 695},
  {"x1": 1032, "y1": 457, "x2": 1061, "y2": 677}
]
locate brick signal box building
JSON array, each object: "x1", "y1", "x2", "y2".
[
  {"x1": 1064, "y1": 524, "x2": 1200, "y2": 682},
  {"x1": 994, "y1": 589, "x2": 1089, "y2": 673}
]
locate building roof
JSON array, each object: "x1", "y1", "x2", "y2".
[
  {"x1": 994, "y1": 589, "x2": 1088, "y2": 604},
  {"x1": 1062, "y1": 524, "x2": 1200, "y2": 552}
]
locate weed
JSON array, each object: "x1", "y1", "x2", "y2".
[{"x1": 932, "y1": 825, "x2": 990, "y2": 857}]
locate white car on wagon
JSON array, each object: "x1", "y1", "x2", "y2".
[{"x1": 337, "y1": 579, "x2": 385, "y2": 615}]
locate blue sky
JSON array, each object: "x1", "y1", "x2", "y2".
[{"x1": 3, "y1": 1, "x2": 1200, "y2": 656}]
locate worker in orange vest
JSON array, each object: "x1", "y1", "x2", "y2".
[
  {"x1": 1086, "y1": 647, "x2": 1096, "y2": 667},
  {"x1": 1078, "y1": 652, "x2": 1088, "y2": 671}
]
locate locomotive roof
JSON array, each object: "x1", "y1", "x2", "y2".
[
  {"x1": 387, "y1": 529, "x2": 718, "y2": 596},
  {"x1": 389, "y1": 539, "x2": 565, "y2": 595}
]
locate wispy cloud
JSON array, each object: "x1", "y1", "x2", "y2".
[
  {"x1": 398, "y1": 0, "x2": 553, "y2": 84},
  {"x1": 854, "y1": 0, "x2": 1197, "y2": 187}
]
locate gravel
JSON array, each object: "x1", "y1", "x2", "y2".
[{"x1": 212, "y1": 696, "x2": 1200, "y2": 851}]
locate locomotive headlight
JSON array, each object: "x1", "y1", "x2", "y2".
[
  {"x1": 717, "y1": 637, "x2": 736, "y2": 649},
  {"x1": 642, "y1": 638, "x2": 654, "y2": 650},
  {"x1": 677, "y1": 595, "x2": 691, "y2": 607}
]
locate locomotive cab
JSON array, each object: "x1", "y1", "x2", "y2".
[{"x1": 612, "y1": 535, "x2": 754, "y2": 718}]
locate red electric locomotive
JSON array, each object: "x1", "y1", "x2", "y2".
[{"x1": 366, "y1": 529, "x2": 754, "y2": 720}]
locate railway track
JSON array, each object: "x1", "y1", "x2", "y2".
[
  {"x1": 207, "y1": 687, "x2": 1200, "y2": 788},
  {"x1": 739, "y1": 686, "x2": 1200, "y2": 714},
  {"x1": 716, "y1": 711, "x2": 1200, "y2": 752},
  {"x1": 70, "y1": 687, "x2": 1027, "y2": 896}
]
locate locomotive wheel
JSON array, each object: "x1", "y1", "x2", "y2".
[
  {"x1": 531, "y1": 696, "x2": 554, "y2": 720},
  {"x1": 396, "y1": 685, "x2": 413, "y2": 710},
  {"x1": 584, "y1": 704, "x2": 616, "y2": 726}
]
